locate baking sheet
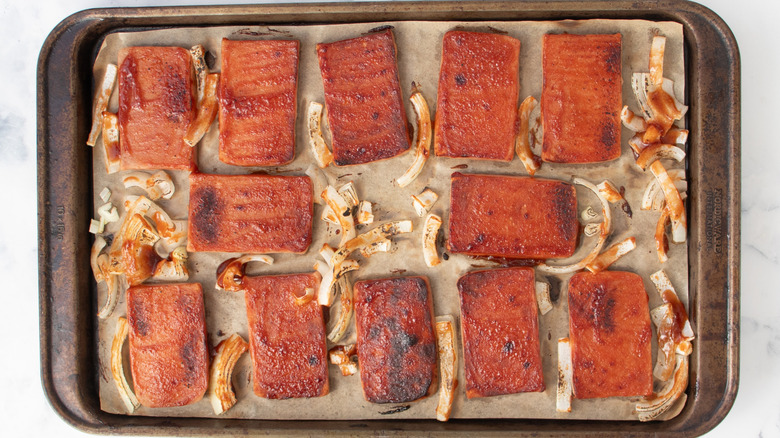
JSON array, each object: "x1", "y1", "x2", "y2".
[{"x1": 91, "y1": 19, "x2": 686, "y2": 421}]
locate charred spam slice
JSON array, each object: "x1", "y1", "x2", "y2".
[
  {"x1": 354, "y1": 277, "x2": 437, "y2": 403},
  {"x1": 187, "y1": 173, "x2": 312, "y2": 254},
  {"x1": 219, "y1": 39, "x2": 299, "y2": 166},
  {"x1": 568, "y1": 271, "x2": 653, "y2": 399},
  {"x1": 244, "y1": 273, "x2": 329, "y2": 399},
  {"x1": 458, "y1": 267, "x2": 545, "y2": 398},
  {"x1": 118, "y1": 47, "x2": 195, "y2": 170},
  {"x1": 434, "y1": 31, "x2": 520, "y2": 161},
  {"x1": 316, "y1": 29, "x2": 411, "y2": 165},
  {"x1": 448, "y1": 173, "x2": 578, "y2": 259},
  {"x1": 541, "y1": 34, "x2": 622, "y2": 163},
  {"x1": 126, "y1": 283, "x2": 208, "y2": 408}
]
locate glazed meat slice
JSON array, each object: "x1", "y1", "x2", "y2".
[
  {"x1": 244, "y1": 273, "x2": 329, "y2": 399},
  {"x1": 448, "y1": 173, "x2": 578, "y2": 259},
  {"x1": 316, "y1": 29, "x2": 411, "y2": 165},
  {"x1": 187, "y1": 173, "x2": 312, "y2": 253},
  {"x1": 458, "y1": 267, "x2": 545, "y2": 398},
  {"x1": 568, "y1": 271, "x2": 653, "y2": 398},
  {"x1": 118, "y1": 46, "x2": 195, "y2": 170},
  {"x1": 434, "y1": 31, "x2": 520, "y2": 161},
  {"x1": 354, "y1": 277, "x2": 437, "y2": 403},
  {"x1": 541, "y1": 34, "x2": 622, "y2": 163},
  {"x1": 219, "y1": 39, "x2": 299, "y2": 166},
  {"x1": 126, "y1": 283, "x2": 209, "y2": 408}
]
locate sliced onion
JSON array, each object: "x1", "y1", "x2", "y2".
[
  {"x1": 305, "y1": 164, "x2": 329, "y2": 206},
  {"x1": 215, "y1": 254, "x2": 274, "y2": 292},
  {"x1": 123, "y1": 171, "x2": 175, "y2": 200},
  {"x1": 99, "y1": 187, "x2": 112, "y2": 203},
  {"x1": 329, "y1": 343, "x2": 358, "y2": 376},
  {"x1": 89, "y1": 218, "x2": 103, "y2": 235},
  {"x1": 319, "y1": 244, "x2": 336, "y2": 267},
  {"x1": 190, "y1": 45, "x2": 208, "y2": 106},
  {"x1": 123, "y1": 195, "x2": 186, "y2": 248},
  {"x1": 184, "y1": 73, "x2": 219, "y2": 147},
  {"x1": 641, "y1": 168, "x2": 686, "y2": 211},
  {"x1": 583, "y1": 223, "x2": 601, "y2": 237},
  {"x1": 314, "y1": 261, "x2": 336, "y2": 306},
  {"x1": 152, "y1": 246, "x2": 189, "y2": 281},
  {"x1": 308, "y1": 101, "x2": 334, "y2": 168},
  {"x1": 628, "y1": 134, "x2": 650, "y2": 157},
  {"x1": 557, "y1": 337, "x2": 573, "y2": 413},
  {"x1": 322, "y1": 185, "x2": 356, "y2": 246},
  {"x1": 87, "y1": 64, "x2": 118, "y2": 147},
  {"x1": 648, "y1": 36, "x2": 666, "y2": 86},
  {"x1": 397, "y1": 84, "x2": 432, "y2": 188},
  {"x1": 656, "y1": 206, "x2": 671, "y2": 263},
  {"x1": 651, "y1": 303, "x2": 677, "y2": 381},
  {"x1": 662, "y1": 128, "x2": 689, "y2": 146},
  {"x1": 515, "y1": 96, "x2": 541, "y2": 176},
  {"x1": 596, "y1": 180, "x2": 623, "y2": 203},
  {"x1": 585, "y1": 237, "x2": 636, "y2": 273},
  {"x1": 294, "y1": 288, "x2": 315, "y2": 306},
  {"x1": 330, "y1": 221, "x2": 413, "y2": 274},
  {"x1": 637, "y1": 355, "x2": 689, "y2": 422},
  {"x1": 359, "y1": 238, "x2": 391, "y2": 258},
  {"x1": 101, "y1": 111, "x2": 121, "y2": 174},
  {"x1": 650, "y1": 161, "x2": 687, "y2": 243},
  {"x1": 356, "y1": 200, "x2": 374, "y2": 225},
  {"x1": 635, "y1": 143, "x2": 685, "y2": 170},
  {"x1": 111, "y1": 317, "x2": 140, "y2": 413},
  {"x1": 435, "y1": 315, "x2": 457, "y2": 422},
  {"x1": 642, "y1": 124, "x2": 663, "y2": 144},
  {"x1": 621, "y1": 105, "x2": 648, "y2": 132},
  {"x1": 580, "y1": 206, "x2": 598, "y2": 221},
  {"x1": 337, "y1": 182, "x2": 359, "y2": 208},
  {"x1": 327, "y1": 276, "x2": 353, "y2": 343},
  {"x1": 412, "y1": 188, "x2": 438, "y2": 217},
  {"x1": 650, "y1": 270, "x2": 695, "y2": 340},
  {"x1": 535, "y1": 281, "x2": 553, "y2": 315},
  {"x1": 422, "y1": 214, "x2": 442, "y2": 267},
  {"x1": 97, "y1": 271, "x2": 120, "y2": 320},
  {"x1": 208, "y1": 333, "x2": 249, "y2": 415}
]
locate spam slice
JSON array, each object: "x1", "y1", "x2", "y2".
[
  {"x1": 316, "y1": 29, "x2": 411, "y2": 165},
  {"x1": 354, "y1": 277, "x2": 437, "y2": 403},
  {"x1": 448, "y1": 173, "x2": 578, "y2": 259},
  {"x1": 219, "y1": 39, "x2": 299, "y2": 166},
  {"x1": 434, "y1": 31, "x2": 520, "y2": 161},
  {"x1": 541, "y1": 34, "x2": 622, "y2": 163},
  {"x1": 567, "y1": 271, "x2": 653, "y2": 399},
  {"x1": 118, "y1": 46, "x2": 196, "y2": 170},
  {"x1": 459, "y1": 267, "x2": 545, "y2": 398},
  {"x1": 126, "y1": 283, "x2": 209, "y2": 408},
  {"x1": 244, "y1": 273, "x2": 329, "y2": 399},
  {"x1": 187, "y1": 173, "x2": 312, "y2": 254}
]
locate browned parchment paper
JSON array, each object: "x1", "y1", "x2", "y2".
[{"x1": 91, "y1": 19, "x2": 687, "y2": 421}]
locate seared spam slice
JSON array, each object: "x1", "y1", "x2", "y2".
[
  {"x1": 244, "y1": 273, "x2": 329, "y2": 399},
  {"x1": 316, "y1": 29, "x2": 411, "y2": 165},
  {"x1": 448, "y1": 173, "x2": 578, "y2": 259},
  {"x1": 434, "y1": 31, "x2": 520, "y2": 161},
  {"x1": 459, "y1": 267, "x2": 545, "y2": 398},
  {"x1": 187, "y1": 173, "x2": 312, "y2": 253},
  {"x1": 567, "y1": 271, "x2": 653, "y2": 399},
  {"x1": 541, "y1": 34, "x2": 622, "y2": 163},
  {"x1": 126, "y1": 283, "x2": 208, "y2": 408},
  {"x1": 354, "y1": 277, "x2": 437, "y2": 403},
  {"x1": 219, "y1": 39, "x2": 299, "y2": 166},
  {"x1": 118, "y1": 46, "x2": 195, "y2": 170}
]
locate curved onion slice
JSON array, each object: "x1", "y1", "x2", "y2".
[
  {"x1": 649, "y1": 36, "x2": 666, "y2": 86},
  {"x1": 583, "y1": 223, "x2": 601, "y2": 237},
  {"x1": 337, "y1": 182, "x2": 360, "y2": 208},
  {"x1": 308, "y1": 102, "x2": 334, "y2": 168},
  {"x1": 294, "y1": 288, "x2": 316, "y2": 306},
  {"x1": 123, "y1": 171, "x2": 175, "y2": 200},
  {"x1": 585, "y1": 237, "x2": 636, "y2": 273},
  {"x1": 650, "y1": 270, "x2": 694, "y2": 340},
  {"x1": 123, "y1": 195, "x2": 186, "y2": 248},
  {"x1": 621, "y1": 106, "x2": 648, "y2": 132},
  {"x1": 184, "y1": 73, "x2": 219, "y2": 147},
  {"x1": 535, "y1": 281, "x2": 553, "y2": 315},
  {"x1": 327, "y1": 276, "x2": 353, "y2": 343},
  {"x1": 305, "y1": 165, "x2": 329, "y2": 206},
  {"x1": 329, "y1": 343, "x2": 358, "y2": 376},
  {"x1": 87, "y1": 64, "x2": 118, "y2": 147},
  {"x1": 319, "y1": 244, "x2": 336, "y2": 266},
  {"x1": 357, "y1": 200, "x2": 374, "y2": 225},
  {"x1": 330, "y1": 221, "x2": 413, "y2": 273},
  {"x1": 422, "y1": 214, "x2": 442, "y2": 267},
  {"x1": 656, "y1": 206, "x2": 671, "y2": 263},
  {"x1": 635, "y1": 143, "x2": 685, "y2": 170},
  {"x1": 322, "y1": 185, "x2": 356, "y2": 246},
  {"x1": 596, "y1": 180, "x2": 622, "y2": 203},
  {"x1": 91, "y1": 236, "x2": 107, "y2": 282},
  {"x1": 314, "y1": 261, "x2": 336, "y2": 306},
  {"x1": 397, "y1": 84, "x2": 432, "y2": 187},
  {"x1": 628, "y1": 134, "x2": 650, "y2": 157},
  {"x1": 651, "y1": 303, "x2": 677, "y2": 381},
  {"x1": 557, "y1": 337, "x2": 573, "y2": 413},
  {"x1": 641, "y1": 168, "x2": 686, "y2": 211},
  {"x1": 152, "y1": 246, "x2": 189, "y2": 281},
  {"x1": 662, "y1": 128, "x2": 689, "y2": 145},
  {"x1": 580, "y1": 206, "x2": 598, "y2": 221},
  {"x1": 650, "y1": 161, "x2": 687, "y2": 243},
  {"x1": 190, "y1": 45, "x2": 208, "y2": 105},
  {"x1": 412, "y1": 188, "x2": 438, "y2": 217},
  {"x1": 97, "y1": 271, "x2": 120, "y2": 319},
  {"x1": 101, "y1": 111, "x2": 121, "y2": 174},
  {"x1": 360, "y1": 238, "x2": 391, "y2": 258},
  {"x1": 637, "y1": 355, "x2": 689, "y2": 422},
  {"x1": 111, "y1": 317, "x2": 140, "y2": 413},
  {"x1": 208, "y1": 333, "x2": 249, "y2": 415},
  {"x1": 538, "y1": 178, "x2": 611, "y2": 274},
  {"x1": 435, "y1": 315, "x2": 457, "y2": 422},
  {"x1": 515, "y1": 96, "x2": 541, "y2": 175},
  {"x1": 215, "y1": 254, "x2": 274, "y2": 292}
]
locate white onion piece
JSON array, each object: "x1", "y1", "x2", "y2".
[
  {"x1": 515, "y1": 96, "x2": 541, "y2": 175},
  {"x1": 337, "y1": 182, "x2": 359, "y2": 208},
  {"x1": 87, "y1": 64, "x2": 117, "y2": 147},
  {"x1": 101, "y1": 112, "x2": 121, "y2": 174},
  {"x1": 360, "y1": 238, "x2": 391, "y2": 258},
  {"x1": 422, "y1": 214, "x2": 442, "y2": 267},
  {"x1": 621, "y1": 105, "x2": 648, "y2": 132},
  {"x1": 111, "y1": 317, "x2": 140, "y2": 413},
  {"x1": 636, "y1": 143, "x2": 685, "y2": 170},
  {"x1": 637, "y1": 355, "x2": 689, "y2": 422},
  {"x1": 557, "y1": 338, "x2": 573, "y2": 413},
  {"x1": 308, "y1": 102, "x2": 334, "y2": 168},
  {"x1": 650, "y1": 162, "x2": 687, "y2": 243},
  {"x1": 642, "y1": 168, "x2": 686, "y2": 211},
  {"x1": 535, "y1": 281, "x2": 553, "y2": 315},
  {"x1": 314, "y1": 261, "x2": 336, "y2": 307},
  {"x1": 329, "y1": 343, "x2": 358, "y2": 376},
  {"x1": 184, "y1": 73, "x2": 219, "y2": 147},
  {"x1": 100, "y1": 187, "x2": 112, "y2": 203},
  {"x1": 583, "y1": 223, "x2": 601, "y2": 237},
  {"x1": 412, "y1": 188, "x2": 438, "y2": 217},
  {"x1": 585, "y1": 237, "x2": 636, "y2": 273},
  {"x1": 356, "y1": 201, "x2": 374, "y2": 225},
  {"x1": 327, "y1": 276, "x2": 353, "y2": 343},
  {"x1": 649, "y1": 36, "x2": 666, "y2": 86},
  {"x1": 322, "y1": 185, "x2": 356, "y2": 247},
  {"x1": 435, "y1": 315, "x2": 457, "y2": 422},
  {"x1": 580, "y1": 206, "x2": 598, "y2": 221},
  {"x1": 208, "y1": 333, "x2": 249, "y2": 415},
  {"x1": 330, "y1": 220, "x2": 413, "y2": 274},
  {"x1": 397, "y1": 84, "x2": 432, "y2": 188},
  {"x1": 189, "y1": 45, "x2": 208, "y2": 106},
  {"x1": 123, "y1": 171, "x2": 175, "y2": 200}
]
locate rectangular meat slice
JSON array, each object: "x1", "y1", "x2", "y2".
[
  {"x1": 187, "y1": 173, "x2": 312, "y2": 253},
  {"x1": 118, "y1": 46, "x2": 195, "y2": 170},
  {"x1": 434, "y1": 31, "x2": 520, "y2": 161},
  {"x1": 126, "y1": 283, "x2": 209, "y2": 408},
  {"x1": 448, "y1": 173, "x2": 578, "y2": 259},
  {"x1": 567, "y1": 271, "x2": 653, "y2": 399},
  {"x1": 458, "y1": 267, "x2": 545, "y2": 398},
  {"x1": 316, "y1": 29, "x2": 411, "y2": 165},
  {"x1": 353, "y1": 276, "x2": 437, "y2": 403},
  {"x1": 244, "y1": 273, "x2": 329, "y2": 399},
  {"x1": 541, "y1": 33, "x2": 622, "y2": 163},
  {"x1": 219, "y1": 39, "x2": 299, "y2": 166}
]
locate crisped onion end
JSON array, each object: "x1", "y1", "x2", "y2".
[
  {"x1": 208, "y1": 334, "x2": 249, "y2": 415},
  {"x1": 515, "y1": 96, "x2": 541, "y2": 175},
  {"x1": 557, "y1": 338, "x2": 573, "y2": 413},
  {"x1": 330, "y1": 220, "x2": 413, "y2": 273},
  {"x1": 111, "y1": 317, "x2": 140, "y2": 413},
  {"x1": 329, "y1": 343, "x2": 358, "y2": 376},
  {"x1": 585, "y1": 237, "x2": 637, "y2": 273},
  {"x1": 322, "y1": 185, "x2": 356, "y2": 247},
  {"x1": 308, "y1": 102, "x2": 334, "y2": 168},
  {"x1": 412, "y1": 188, "x2": 438, "y2": 217},
  {"x1": 123, "y1": 170, "x2": 175, "y2": 200},
  {"x1": 435, "y1": 315, "x2": 457, "y2": 422},
  {"x1": 397, "y1": 84, "x2": 432, "y2": 187},
  {"x1": 422, "y1": 214, "x2": 442, "y2": 267},
  {"x1": 87, "y1": 64, "x2": 118, "y2": 147},
  {"x1": 215, "y1": 254, "x2": 274, "y2": 292},
  {"x1": 184, "y1": 73, "x2": 220, "y2": 147}
]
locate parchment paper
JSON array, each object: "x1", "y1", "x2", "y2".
[{"x1": 92, "y1": 19, "x2": 687, "y2": 421}]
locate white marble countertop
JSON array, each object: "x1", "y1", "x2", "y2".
[{"x1": 5, "y1": 0, "x2": 775, "y2": 436}]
